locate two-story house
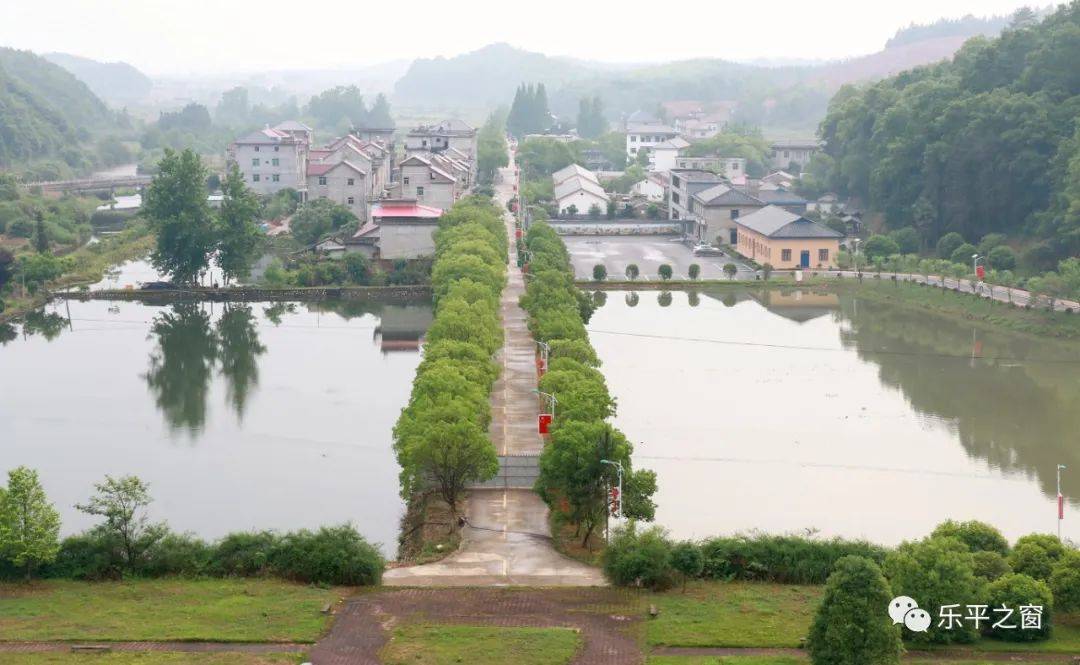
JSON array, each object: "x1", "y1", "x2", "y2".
[
  {"x1": 228, "y1": 124, "x2": 309, "y2": 196},
  {"x1": 396, "y1": 154, "x2": 457, "y2": 211}
]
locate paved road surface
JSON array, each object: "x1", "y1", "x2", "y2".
[
  {"x1": 382, "y1": 156, "x2": 604, "y2": 587},
  {"x1": 832, "y1": 270, "x2": 1080, "y2": 312},
  {"x1": 564, "y1": 235, "x2": 755, "y2": 280}
]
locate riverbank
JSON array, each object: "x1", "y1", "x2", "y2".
[{"x1": 56, "y1": 284, "x2": 433, "y2": 304}]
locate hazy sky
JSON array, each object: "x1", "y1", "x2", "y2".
[{"x1": 4, "y1": 0, "x2": 1035, "y2": 75}]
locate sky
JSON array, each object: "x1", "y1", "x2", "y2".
[{"x1": 3, "y1": 0, "x2": 1036, "y2": 76}]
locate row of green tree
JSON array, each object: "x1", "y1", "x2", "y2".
[
  {"x1": 391, "y1": 196, "x2": 508, "y2": 520},
  {"x1": 817, "y1": 1, "x2": 1080, "y2": 267},
  {"x1": 507, "y1": 83, "x2": 552, "y2": 138},
  {"x1": 520, "y1": 222, "x2": 657, "y2": 546},
  {"x1": 0, "y1": 467, "x2": 383, "y2": 585},
  {"x1": 606, "y1": 518, "x2": 1080, "y2": 658},
  {"x1": 477, "y1": 110, "x2": 510, "y2": 185}
]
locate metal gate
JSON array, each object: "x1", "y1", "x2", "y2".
[{"x1": 469, "y1": 454, "x2": 540, "y2": 489}]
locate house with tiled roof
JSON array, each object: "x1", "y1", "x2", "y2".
[
  {"x1": 306, "y1": 161, "x2": 369, "y2": 218},
  {"x1": 228, "y1": 126, "x2": 309, "y2": 196},
  {"x1": 649, "y1": 136, "x2": 692, "y2": 172},
  {"x1": 690, "y1": 183, "x2": 766, "y2": 245},
  {"x1": 735, "y1": 205, "x2": 843, "y2": 269},
  {"x1": 625, "y1": 123, "x2": 679, "y2": 158},
  {"x1": 395, "y1": 154, "x2": 458, "y2": 211},
  {"x1": 554, "y1": 175, "x2": 610, "y2": 216}
]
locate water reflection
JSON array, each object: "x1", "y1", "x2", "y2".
[
  {"x1": 588, "y1": 287, "x2": 1080, "y2": 543},
  {"x1": 22, "y1": 310, "x2": 70, "y2": 340},
  {"x1": 216, "y1": 305, "x2": 267, "y2": 421},
  {"x1": 144, "y1": 303, "x2": 219, "y2": 434}
]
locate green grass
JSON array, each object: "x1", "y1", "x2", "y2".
[
  {"x1": 646, "y1": 582, "x2": 822, "y2": 648},
  {"x1": 646, "y1": 658, "x2": 1068, "y2": 665},
  {"x1": 0, "y1": 579, "x2": 344, "y2": 643},
  {"x1": 380, "y1": 624, "x2": 581, "y2": 665},
  {"x1": 0, "y1": 654, "x2": 300, "y2": 665}
]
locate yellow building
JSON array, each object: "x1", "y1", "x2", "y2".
[{"x1": 735, "y1": 206, "x2": 843, "y2": 269}]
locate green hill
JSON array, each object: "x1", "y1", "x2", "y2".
[
  {"x1": 0, "y1": 47, "x2": 118, "y2": 171},
  {"x1": 819, "y1": 1, "x2": 1080, "y2": 266},
  {"x1": 44, "y1": 52, "x2": 153, "y2": 105}
]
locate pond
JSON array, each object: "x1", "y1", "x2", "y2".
[
  {"x1": 587, "y1": 288, "x2": 1080, "y2": 545},
  {"x1": 0, "y1": 297, "x2": 433, "y2": 556}
]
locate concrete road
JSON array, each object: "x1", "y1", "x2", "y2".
[
  {"x1": 564, "y1": 235, "x2": 754, "y2": 281},
  {"x1": 383, "y1": 154, "x2": 605, "y2": 587},
  {"x1": 832, "y1": 270, "x2": 1080, "y2": 312}
]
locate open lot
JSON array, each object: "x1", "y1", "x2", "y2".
[{"x1": 563, "y1": 235, "x2": 755, "y2": 281}]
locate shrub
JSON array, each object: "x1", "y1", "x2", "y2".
[
  {"x1": 984, "y1": 573, "x2": 1053, "y2": 642},
  {"x1": 988, "y1": 245, "x2": 1017, "y2": 270},
  {"x1": 1008, "y1": 542, "x2": 1056, "y2": 581},
  {"x1": 972, "y1": 550, "x2": 1011, "y2": 582},
  {"x1": 930, "y1": 520, "x2": 1008, "y2": 555},
  {"x1": 602, "y1": 523, "x2": 673, "y2": 589},
  {"x1": 700, "y1": 534, "x2": 886, "y2": 584},
  {"x1": 687, "y1": 264, "x2": 700, "y2": 280},
  {"x1": 592, "y1": 264, "x2": 607, "y2": 281},
  {"x1": 863, "y1": 234, "x2": 900, "y2": 259},
  {"x1": 142, "y1": 533, "x2": 212, "y2": 577},
  {"x1": 547, "y1": 339, "x2": 600, "y2": 367},
  {"x1": 47, "y1": 530, "x2": 118, "y2": 580},
  {"x1": 807, "y1": 556, "x2": 901, "y2": 665},
  {"x1": 1013, "y1": 534, "x2": 1066, "y2": 560},
  {"x1": 210, "y1": 531, "x2": 279, "y2": 577},
  {"x1": 936, "y1": 232, "x2": 965, "y2": 259},
  {"x1": 889, "y1": 227, "x2": 920, "y2": 254},
  {"x1": 723, "y1": 263, "x2": 737, "y2": 279},
  {"x1": 269, "y1": 524, "x2": 383, "y2": 586},
  {"x1": 883, "y1": 537, "x2": 980, "y2": 644},
  {"x1": 670, "y1": 541, "x2": 704, "y2": 591},
  {"x1": 762, "y1": 263, "x2": 773, "y2": 280},
  {"x1": 1050, "y1": 549, "x2": 1080, "y2": 612},
  {"x1": 658, "y1": 264, "x2": 673, "y2": 280},
  {"x1": 624, "y1": 264, "x2": 639, "y2": 280}
]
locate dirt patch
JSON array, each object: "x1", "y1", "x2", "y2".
[{"x1": 309, "y1": 587, "x2": 645, "y2": 665}]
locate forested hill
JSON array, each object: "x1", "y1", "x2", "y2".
[
  {"x1": 44, "y1": 52, "x2": 153, "y2": 104},
  {"x1": 818, "y1": 1, "x2": 1080, "y2": 267},
  {"x1": 0, "y1": 48, "x2": 118, "y2": 168},
  {"x1": 884, "y1": 13, "x2": 1014, "y2": 49}
]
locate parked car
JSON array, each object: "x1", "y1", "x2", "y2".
[{"x1": 693, "y1": 244, "x2": 723, "y2": 256}]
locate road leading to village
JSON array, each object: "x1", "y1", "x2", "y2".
[{"x1": 382, "y1": 155, "x2": 604, "y2": 587}]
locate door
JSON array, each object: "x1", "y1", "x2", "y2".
[{"x1": 800, "y1": 250, "x2": 811, "y2": 268}]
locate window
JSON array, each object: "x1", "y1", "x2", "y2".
[
  {"x1": 254, "y1": 146, "x2": 260, "y2": 152},
  {"x1": 347, "y1": 197, "x2": 355, "y2": 205},
  {"x1": 781, "y1": 249, "x2": 792, "y2": 262},
  {"x1": 732, "y1": 162, "x2": 740, "y2": 170},
  {"x1": 347, "y1": 178, "x2": 355, "y2": 186},
  {"x1": 672, "y1": 192, "x2": 680, "y2": 204},
  {"x1": 274, "y1": 146, "x2": 279, "y2": 152},
  {"x1": 671, "y1": 175, "x2": 681, "y2": 187},
  {"x1": 630, "y1": 135, "x2": 638, "y2": 142},
  {"x1": 430, "y1": 172, "x2": 435, "y2": 180},
  {"x1": 818, "y1": 248, "x2": 829, "y2": 262},
  {"x1": 730, "y1": 209, "x2": 740, "y2": 219},
  {"x1": 272, "y1": 174, "x2": 280, "y2": 182},
  {"x1": 252, "y1": 158, "x2": 260, "y2": 166},
  {"x1": 318, "y1": 176, "x2": 327, "y2": 186},
  {"x1": 403, "y1": 177, "x2": 410, "y2": 185},
  {"x1": 252, "y1": 174, "x2": 261, "y2": 182},
  {"x1": 417, "y1": 186, "x2": 425, "y2": 197},
  {"x1": 271, "y1": 158, "x2": 279, "y2": 166}
]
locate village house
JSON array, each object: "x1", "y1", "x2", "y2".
[
  {"x1": 362, "y1": 199, "x2": 443, "y2": 260},
  {"x1": 690, "y1": 183, "x2": 765, "y2": 245},
  {"x1": 625, "y1": 123, "x2": 680, "y2": 158},
  {"x1": 404, "y1": 119, "x2": 479, "y2": 179},
  {"x1": 735, "y1": 205, "x2": 843, "y2": 269},
  {"x1": 394, "y1": 154, "x2": 458, "y2": 211},
  {"x1": 770, "y1": 140, "x2": 820, "y2": 171},
  {"x1": 228, "y1": 123, "x2": 310, "y2": 196},
  {"x1": 553, "y1": 164, "x2": 609, "y2": 215},
  {"x1": 674, "y1": 156, "x2": 747, "y2": 180},
  {"x1": 667, "y1": 168, "x2": 722, "y2": 222},
  {"x1": 630, "y1": 172, "x2": 666, "y2": 202},
  {"x1": 648, "y1": 136, "x2": 691, "y2": 172},
  {"x1": 753, "y1": 187, "x2": 809, "y2": 214},
  {"x1": 305, "y1": 161, "x2": 369, "y2": 219}
]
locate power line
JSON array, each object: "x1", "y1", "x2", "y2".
[{"x1": 586, "y1": 328, "x2": 1080, "y2": 365}]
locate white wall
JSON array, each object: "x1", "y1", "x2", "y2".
[
  {"x1": 234, "y1": 142, "x2": 305, "y2": 195},
  {"x1": 557, "y1": 189, "x2": 609, "y2": 215}
]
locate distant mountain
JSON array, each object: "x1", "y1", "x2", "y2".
[
  {"x1": 0, "y1": 48, "x2": 117, "y2": 167},
  {"x1": 44, "y1": 52, "x2": 153, "y2": 104},
  {"x1": 885, "y1": 13, "x2": 1014, "y2": 49}
]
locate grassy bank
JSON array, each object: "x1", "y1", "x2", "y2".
[
  {"x1": 0, "y1": 655, "x2": 300, "y2": 665},
  {"x1": 0, "y1": 579, "x2": 344, "y2": 643}
]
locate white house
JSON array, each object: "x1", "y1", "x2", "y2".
[
  {"x1": 625, "y1": 123, "x2": 679, "y2": 158},
  {"x1": 631, "y1": 173, "x2": 666, "y2": 202},
  {"x1": 648, "y1": 136, "x2": 691, "y2": 172},
  {"x1": 770, "y1": 140, "x2": 820, "y2": 171},
  {"x1": 228, "y1": 126, "x2": 309, "y2": 196},
  {"x1": 555, "y1": 176, "x2": 610, "y2": 216},
  {"x1": 305, "y1": 161, "x2": 369, "y2": 219},
  {"x1": 396, "y1": 154, "x2": 458, "y2": 211},
  {"x1": 674, "y1": 156, "x2": 747, "y2": 180},
  {"x1": 552, "y1": 163, "x2": 599, "y2": 186}
]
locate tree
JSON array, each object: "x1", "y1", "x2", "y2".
[
  {"x1": 507, "y1": 82, "x2": 551, "y2": 137},
  {"x1": 671, "y1": 541, "x2": 704, "y2": 592},
  {"x1": 807, "y1": 556, "x2": 901, "y2": 665},
  {"x1": 398, "y1": 418, "x2": 498, "y2": 520},
  {"x1": 985, "y1": 574, "x2": 1053, "y2": 641},
  {"x1": 602, "y1": 523, "x2": 673, "y2": 589},
  {"x1": 889, "y1": 227, "x2": 920, "y2": 254},
  {"x1": 625, "y1": 264, "x2": 639, "y2": 280},
  {"x1": 937, "y1": 233, "x2": 965, "y2": 259},
  {"x1": 1050, "y1": 549, "x2": 1080, "y2": 612},
  {"x1": 723, "y1": 263, "x2": 737, "y2": 280},
  {"x1": 290, "y1": 199, "x2": 357, "y2": 246},
  {"x1": 367, "y1": 93, "x2": 394, "y2": 128},
  {"x1": 576, "y1": 96, "x2": 607, "y2": 139},
  {"x1": 988, "y1": 245, "x2": 1017, "y2": 270},
  {"x1": 75, "y1": 475, "x2": 166, "y2": 574},
  {"x1": 950, "y1": 242, "x2": 978, "y2": 266},
  {"x1": 863, "y1": 235, "x2": 900, "y2": 260},
  {"x1": 306, "y1": 86, "x2": 368, "y2": 130},
  {"x1": 929, "y1": 520, "x2": 1008, "y2": 555},
  {"x1": 344, "y1": 252, "x2": 369, "y2": 283},
  {"x1": 762, "y1": 263, "x2": 774, "y2": 281},
  {"x1": 32, "y1": 212, "x2": 48, "y2": 254},
  {"x1": 592, "y1": 264, "x2": 607, "y2": 281},
  {"x1": 0, "y1": 467, "x2": 61, "y2": 580},
  {"x1": 215, "y1": 165, "x2": 261, "y2": 285},
  {"x1": 688, "y1": 264, "x2": 701, "y2": 280},
  {"x1": 588, "y1": 203, "x2": 602, "y2": 219},
  {"x1": 883, "y1": 537, "x2": 981, "y2": 644},
  {"x1": 142, "y1": 149, "x2": 216, "y2": 284},
  {"x1": 658, "y1": 264, "x2": 673, "y2": 280}
]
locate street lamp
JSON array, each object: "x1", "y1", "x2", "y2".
[
  {"x1": 600, "y1": 459, "x2": 624, "y2": 542},
  {"x1": 851, "y1": 238, "x2": 861, "y2": 275},
  {"x1": 534, "y1": 340, "x2": 549, "y2": 368},
  {"x1": 531, "y1": 389, "x2": 557, "y2": 418},
  {"x1": 1058, "y1": 464, "x2": 1067, "y2": 541}
]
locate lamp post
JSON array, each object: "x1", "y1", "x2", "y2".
[
  {"x1": 531, "y1": 389, "x2": 557, "y2": 418},
  {"x1": 851, "y1": 238, "x2": 861, "y2": 276},
  {"x1": 1058, "y1": 464, "x2": 1067, "y2": 541},
  {"x1": 535, "y1": 340, "x2": 549, "y2": 369},
  {"x1": 600, "y1": 458, "x2": 624, "y2": 542}
]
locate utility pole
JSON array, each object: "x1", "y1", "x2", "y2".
[
  {"x1": 1058, "y1": 464, "x2": 1067, "y2": 541},
  {"x1": 600, "y1": 459, "x2": 623, "y2": 543}
]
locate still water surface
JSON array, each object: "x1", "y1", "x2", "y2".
[
  {"x1": 0, "y1": 298, "x2": 432, "y2": 555},
  {"x1": 588, "y1": 288, "x2": 1080, "y2": 544}
]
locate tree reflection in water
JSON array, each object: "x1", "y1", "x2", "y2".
[{"x1": 143, "y1": 302, "x2": 266, "y2": 433}]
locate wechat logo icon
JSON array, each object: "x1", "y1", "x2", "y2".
[{"x1": 888, "y1": 596, "x2": 930, "y2": 632}]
